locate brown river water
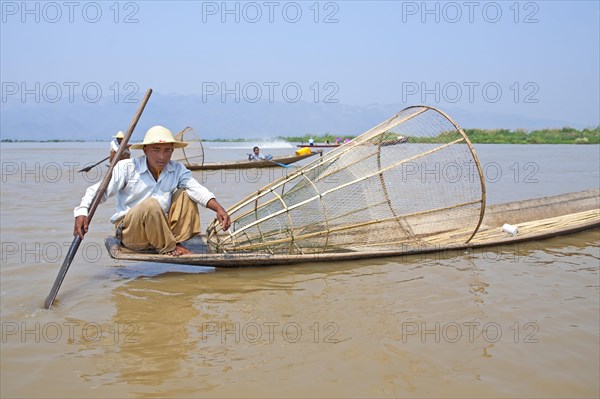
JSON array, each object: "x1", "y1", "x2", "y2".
[{"x1": 1, "y1": 142, "x2": 598, "y2": 398}]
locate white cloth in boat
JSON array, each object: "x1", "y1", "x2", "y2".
[{"x1": 74, "y1": 155, "x2": 215, "y2": 223}]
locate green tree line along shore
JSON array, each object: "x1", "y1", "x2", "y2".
[
  {"x1": 463, "y1": 127, "x2": 599, "y2": 144},
  {"x1": 1, "y1": 127, "x2": 598, "y2": 144},
  {"x1": 285, "y1": 127, "x2": 600, "y2": 145}
]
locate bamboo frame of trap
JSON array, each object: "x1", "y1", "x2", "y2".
[
  {"x1": 206, "y1": 105, "x2": 487, "y2": 255},
  {"x1": 174, "y1": 127, "x2": 205, "y2": 166}
]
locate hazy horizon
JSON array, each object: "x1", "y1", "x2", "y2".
[{"x1": 2, "y1": 1, "x2": 599, "y2": 140}]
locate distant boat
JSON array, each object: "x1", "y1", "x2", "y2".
[
  {"x1": 184, "y1": 152, "x2": 319, "y2": 170},
  {"x1": 380, "y1": 135, "x2": 408, "y2": 146},
  {"x1": 296, "y1": 144, "x2": 340, "y2": 148}
]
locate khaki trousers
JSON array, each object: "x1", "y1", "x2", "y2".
[{"x1": 119, "y1": 189, "x2": 200, "y2": 254}]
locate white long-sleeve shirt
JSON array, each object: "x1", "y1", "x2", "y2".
[
  {"x1": 74, "y1": 155, "x2": 215, "y2": 223},
  {"x1": 110, "y1": 139, "x2": 130, "y2": 154},
  {"x1": 110, "y1": 139, "x2": 120, "y2": 152},
  {"x1": 248, "y1": 153, "x2": 265, "y2": 161}
]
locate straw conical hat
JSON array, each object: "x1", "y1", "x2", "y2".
[{"x1": 130, "y1": 126, "x2": 188, "y2": 149}]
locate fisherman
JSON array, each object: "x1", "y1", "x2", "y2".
[
  {"x1": 109, "y1": 131, "x2": 131, "y2": 163},
  {"x1": 308, "y1": 137, "x2": 315, "y2": 146},
  {"x1": 248, "y1": 146, "x2": 266, "y2": 161},
  {"x1": 74, "y1": 126, "x2": 231, "y2": 256}
]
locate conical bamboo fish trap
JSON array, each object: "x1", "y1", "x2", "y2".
[{"x1": 206, "y1": 106, "x2": 486, "y2": 255}]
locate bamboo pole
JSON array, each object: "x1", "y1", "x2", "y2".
[{"x1": 44, "y1": 88, "x2": 153, "y2": 309}]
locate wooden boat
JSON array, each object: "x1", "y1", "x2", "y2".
[
  {"x1": 184, "y1": 152, "x2": 319, "y2": 170},
  {"x1": 380, "y1": 136, "x2": 408, "y2": 146},
  {"x1": 105, "y1": 188, "x2": 600, "y2": 267}
]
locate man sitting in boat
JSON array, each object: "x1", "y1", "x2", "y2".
[
  {"x1": 109, "y1": 131, "x2": 131, "y2": 163},
  {"x1": 74, "y1": 126, "x2": 231, "y2": 256},
  {"x1": 308, "y1": 137, "x2": 315, "y2": 146},
  {"x1": 248, "y1": 146, "x2": 265, "y2": 161},
  {"x1": 248, "y1": 146, "x2": 273, "y2": 161}
]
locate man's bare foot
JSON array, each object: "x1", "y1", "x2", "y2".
[{"x1": 166, "y1": 244, "x2": 193, "y2": 256}]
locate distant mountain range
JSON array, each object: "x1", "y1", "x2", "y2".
[{"x1": 0, "y1": 93, "x2": 580, "y2": 141}]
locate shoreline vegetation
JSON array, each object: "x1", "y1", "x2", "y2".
[{"x1": 1, "y1": 127, "x2": 598, "y2": 144}]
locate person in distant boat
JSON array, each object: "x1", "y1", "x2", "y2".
[
  {"x1": 308, "y1": 137, "x2": 315, "y2": 146},
  {"x1": 248, "y1": 146, "x2": 266, "y2": 161},
  {"x1": 109, "y1": 131, "x2": 131, "y2": 163},
  {"x1": 74, "y1": 126, "x2": 231, "y2": 257}
]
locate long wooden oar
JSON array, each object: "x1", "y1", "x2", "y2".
[
  {"x1": 44, "y1": 88, "x2": 153, "y2": 309},
  {"x1": 78, "y1": 156, "x2": 110, "y2": 173}
]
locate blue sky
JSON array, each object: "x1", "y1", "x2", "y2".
[{"x1": 1, "y1": 1, "x2": 599, "y2": 137}]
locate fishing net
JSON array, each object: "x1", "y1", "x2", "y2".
[
  {"x1": 173, "y1": 127, "x2": 205, "y2": 166},
  {"x1": 206, "y1": 106, "x2": 486, "y2": 255}
]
